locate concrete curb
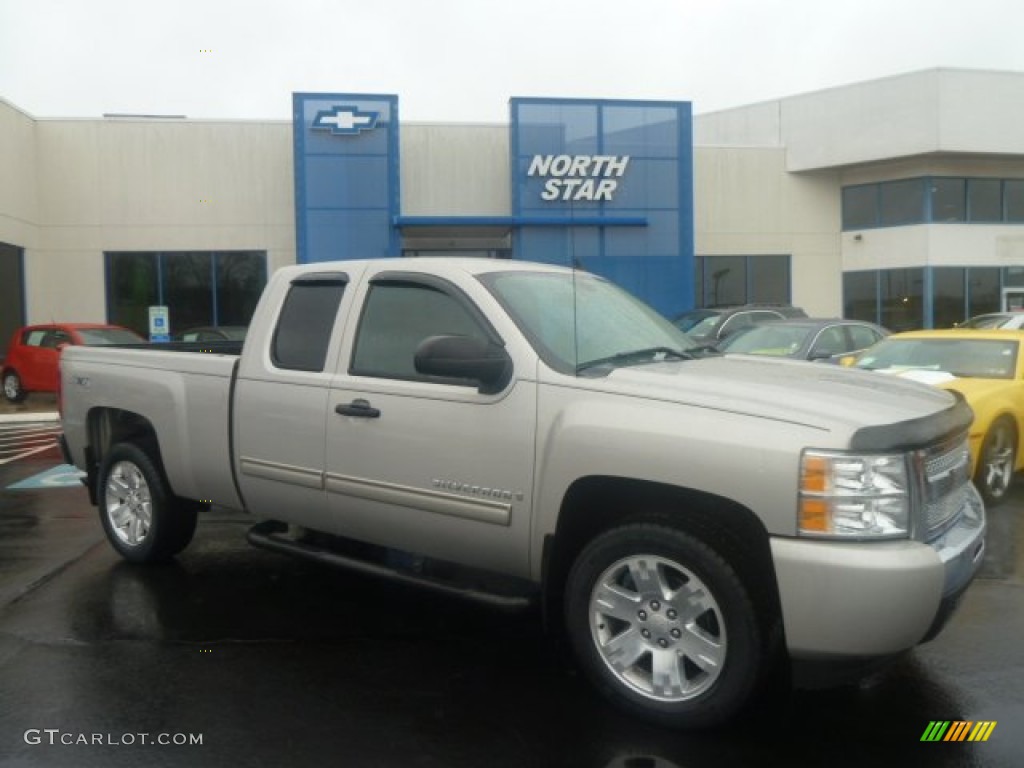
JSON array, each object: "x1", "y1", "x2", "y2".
[{"x1": 0, "y1": 412, "x2": 60, "y2": 424}]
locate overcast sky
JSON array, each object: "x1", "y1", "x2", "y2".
[{"x1": 2, "y1": 0, "x2": 1023, "y2": 122}]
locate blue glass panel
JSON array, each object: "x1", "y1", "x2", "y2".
[
  {"x1": 514, "y1": 103, "x2": 599, "y2": 155},
  {"x1": 602, "y1": 106, "x2": 681, "y2": 157},
  {"x1": 306, "y1": 156, "x2": 390, "y2": 208},
  {"x1": 511, "y1": 98, "x2": 694, "y2": 315},
  {"x1": 611, "y1": 158, "x2": 679, "y2": 209},
  {"x1": 306, "y1": 210, "x2": 393, "y2": 260},
  {"x1": 604, "y1": 211, "x2": 680, "y2": 256},
  {"x1": 294, "y1": 93, "x2": 399, "y2": 263}
]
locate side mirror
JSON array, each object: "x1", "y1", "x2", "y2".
[
  {"x1": 414, "y1": 335, "x2": 512, "y2": 393},
  {"x1": 837, "y1": 354, "x2": 857, "y2": 367}
]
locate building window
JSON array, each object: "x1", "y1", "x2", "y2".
[
  {"x1": 932, "y1": 267, "x2": 966, "y2": 328},
  {"x1": 106, "y1": 251, "x2": 267, "y2": 338},
  {"x1": 843, "y1": 271, "x2": 878, "y2": 323},
  {"x1": 846, "y1": 266, "x2": 1007, "y2": 330},
  {"x1": 880, "y1": 179, "x2": 926, "y2": 227},
  {"x1": 695, "y1": 255, "x2": 790, "y2": 306},
  {"x1": 930, "y1": 178, "x2": 965, "y2": 222},
  {"x1": 842, "y1": 185, "x2": 878, "y2": 230},
  {"x1": 968, "y1": 268, "x2": 1001, "y2": 318},
  {"x1": 967, "y1": 179, "x2": 1002, "y2": 222},
  {"x1": 844, "y1": 176, "x2": 1024, "y2": 229},
  {"x1": 1005, "y1": 180, "x2": 1024, "y2": 222}
]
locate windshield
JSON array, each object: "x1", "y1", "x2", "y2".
[
  {"x1": 77, "y1": 328, "x2": 146, "y2": 345},
  {"x1": 687, "y1": 314, "x2": 724, "y2": 338},
  {"x1": 673, "y1": 309, "x2": 717, "y2": 333},
  {"x1": 721, "y1": 325, "x2": 809, "y2": 356},
  {"x1": 855, "y1": 338, "x2": 1018, "y2": 380},
  {"x1": 481, "y1": 271, "x2": 698, "y2": 374}
]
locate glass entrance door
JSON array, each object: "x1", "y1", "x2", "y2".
[{"x1": 1002, "y1": 288, "x2": 1024, "y2": 312}]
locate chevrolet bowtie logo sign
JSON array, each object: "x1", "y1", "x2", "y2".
[{"x1": 311, "y1": 106, "x2": 380, "y2": 135}]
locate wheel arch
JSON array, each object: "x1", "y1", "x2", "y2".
[
  {"x1": 542, "y1": 476, "x2": 783, "y2": 643},
  {"x1": 84, "y1": 407, "x2": 170, "y2": 504}
]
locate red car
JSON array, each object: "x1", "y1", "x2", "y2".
[{"x1": 2, "y1": 323, "x2": 145, "y2": 402}]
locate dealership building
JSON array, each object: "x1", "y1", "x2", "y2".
[{"x1": 3, "y1": 67, "x2": 1024, "y2": 346}]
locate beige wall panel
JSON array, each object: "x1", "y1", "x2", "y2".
[
  {"x1": 0, "y1": 100, "x2": 39, "y2": 247},
  {"x1": 400, "y1": 124, "x2": 510, "y2": 215},
  {"x1": 24, "y1": 249, "x2": 105, "y2": 323},
  {"x1": 693, "y1": 100, "x2": 782, "y2": 148},
  {"x1": 694, "y1": 146, "x2": 842, "y2": 315},
  {"x1": 841, "y1": 227, "x2": 930, "y2": 272}
]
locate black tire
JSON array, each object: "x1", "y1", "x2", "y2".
[
  {"x1": 97, "y1": 443, "x2": 198, "y2": 563},
  {"x1": 2, "y1": 369, "x2": 27, "y2": 403},
  {"x1": 975, "y1": 417, "x2": 1017, "y2": 506},
  {"x1": 565, "y1": 523, "x2": 763, "y2": 729}
]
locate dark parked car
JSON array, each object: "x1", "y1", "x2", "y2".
[
  {"x1": 718, "y1": 318, "x2": 889, "y2": 361},
  {"x1": 176, "y1": 326, "x2": 248, "y2": 342},
  {"x1": 674, "y1": 304, "x2": 807, "y2": 345},
  {"x1": 2, "y1": 323, "x2": 145, "y2": 402}
]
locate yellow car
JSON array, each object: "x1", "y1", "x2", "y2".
[{"x1": 852, "y1": 329, "x2": 1024, "y2": 505}]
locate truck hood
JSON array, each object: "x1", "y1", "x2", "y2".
[{"x1": 591, "y1": 354, "x2": 963, "y2": 445}]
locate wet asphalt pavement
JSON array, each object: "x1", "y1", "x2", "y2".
[{"x1": 0, "y1": 421, "x2": 1021, "y2": 768}]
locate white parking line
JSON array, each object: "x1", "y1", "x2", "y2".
[
  {"x1": 0, "y1": 443, "x2": 56, "y2": 465},
  {"x1": 0, "y1": 422, "x2": 62, "y2": 464}
]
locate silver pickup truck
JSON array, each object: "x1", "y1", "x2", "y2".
[{"x1": 59, "y1": 258, "x2": 986, "y2": 728}]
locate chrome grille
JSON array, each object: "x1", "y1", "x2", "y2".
[{"x1": 919, "y1": 433, "x2": 972, "y2": 538}]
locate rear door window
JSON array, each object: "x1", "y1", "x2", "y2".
[{"x1": 271, "y1": 273, "x2": 348, "y2": 372}]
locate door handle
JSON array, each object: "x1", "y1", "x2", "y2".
[{"x1": 335, "y1": 399, "x2": 381, "y2": 418}]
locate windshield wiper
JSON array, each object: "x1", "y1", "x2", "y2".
[{"x1": 576, "y1": 346, "x2": 694, "y2": 374}]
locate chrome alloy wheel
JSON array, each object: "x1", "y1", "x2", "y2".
[
  {"x1": 981, "y1": 421, "x2": 1016, "y2": 502},
  {"x1": 3, "y1": 373, "x2": 21, "y2": 400},
  {"x1": 588, "y1": 555, "x2": 726, "y2": 703},
  {"x1": 103, "y1": 460, "x2": 154, "y2": 547}
]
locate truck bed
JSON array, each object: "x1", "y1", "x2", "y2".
[{"x1": 60, "y1": 344, "x2": 242, "y2": 509}]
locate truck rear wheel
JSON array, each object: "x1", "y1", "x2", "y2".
[
  {"x1": 97, "y1": 443, "x2": 197, "y2": 563},
  {"x1": 564, "y1": 523, "x2": 763, "y2": 729}
]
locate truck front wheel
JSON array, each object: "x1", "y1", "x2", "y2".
[
  {"x1": 565, "y1": 523, "x2": 764, "y2": 729},
  {"x1": 97, "y1": 443, "x2": 198, "y2": 563}
]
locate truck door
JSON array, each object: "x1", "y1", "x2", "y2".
[
  {"x1": 233, "y1": 271, "x2": 352, "y2": 530},
  {"x1": 324, "y1": 271, "x2": 536, "y2": 579}
]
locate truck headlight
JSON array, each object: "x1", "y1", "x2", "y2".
[{"x1": 798, "y1": 450, "x2": 910, "y2": 538}]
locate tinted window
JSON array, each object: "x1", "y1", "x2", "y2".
[
  {"x1": 842, "y1": 185, "x2": 878, "y2": 229},
  {"x1": 23, "y1": 329, "x2": 49, "y2": 346},
  {"x1": 930, "y1": 178, "x2": 965, "y2": 222},
  {"x1": 968, "y1": 179, "x2": 1002, "y2": 222},
  {"x1": 880, "y1": 179, "x2": 926, "y2": 226},
  {"x1": 351, "y1": 281, "x2": 488, "y2": 380},
  {"x1": 843, "y1": 271, "x2": 877, "y2": 323},
  {"x1": 272, "y1": 276, "x2": 346, "y2": 372},
  {"x1": 1006, "y1": 180, "x2": 1024, "y2": 222},
  {"x1": 77, "y1": 328, "x2": 144, "y2": 345},
  {"x1": 933, "y1": 267, "x2": 966, "y2": 328},
  {"x1": 847, "y1": 325, "x2": 883, "y2": 351},
  {"x1": 809, "y1": 326, "x2": 847, "y2": 357}
]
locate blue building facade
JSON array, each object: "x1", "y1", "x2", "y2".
[{"x1": 293, "y1": 93, "x2": 694, "y2": 315}]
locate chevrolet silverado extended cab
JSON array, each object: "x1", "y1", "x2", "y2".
[{"x1": 59, "y1": 258, "x2": 986, "y2": 728}]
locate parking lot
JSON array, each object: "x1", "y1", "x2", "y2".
[{"x1": 0, "y1": 408, "x2": 1021, "y2": 767}]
